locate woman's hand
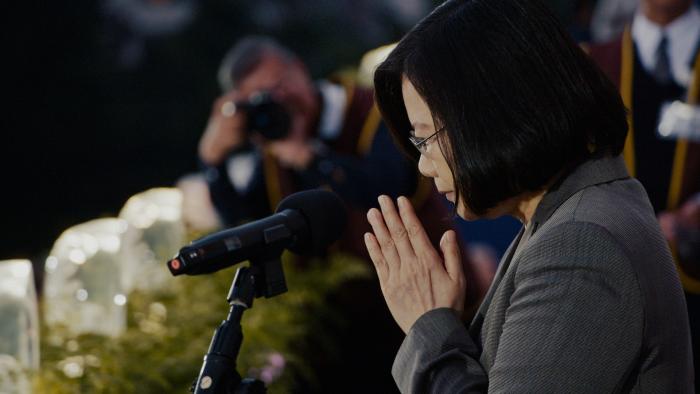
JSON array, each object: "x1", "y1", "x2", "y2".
[{"x1": 364, "y1": 195, "x2": 467, "y2": 334}]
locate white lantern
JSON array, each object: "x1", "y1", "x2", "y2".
[
  {"x1": 43, "y1": 219, "x2": 128, "y2": 338},
  {"x1": 0, "y1": 259, "x2": 39, "y2": 394},
  {"x1": 119, "y1": 187, "x2": 185, "y2": 292}
]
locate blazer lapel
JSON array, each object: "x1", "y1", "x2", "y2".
[{"x1": 468, "y1": 226, "x2": 524, "y2": 343}]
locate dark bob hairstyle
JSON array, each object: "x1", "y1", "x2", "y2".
[{"x1": 374, "y1": 0, "x2": 628, "y2": 215}]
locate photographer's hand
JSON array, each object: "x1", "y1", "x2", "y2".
[
  {"x1": 268, "y1": 139, "x2": 315, "y2": 170},
  {"x1": 198, "y1": 91, "x2": 248, "y2": 166}
]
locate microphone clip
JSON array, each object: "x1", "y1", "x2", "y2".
[
  {"x1": 192, "y1": 251, "x2": 286, "y2": 394},
  {"x1": 248, "y1": 248, "x2": 288, "y2": 299}
]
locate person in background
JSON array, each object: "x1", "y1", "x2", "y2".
[
  {"x1": 198, "y1": 35, "x2": 490, "y2": 393},
  {"x1": 365, "y1": 0, "x2": 693, "y2": 391},
  {"x1": 590, "y1": 0, "x2": 639, "y2": 43},
  {"x1": 587, "y1": 0, "x2": 700, "y2": 386}
]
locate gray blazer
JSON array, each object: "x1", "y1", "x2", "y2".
[{"x1": 392, "y1": 155, "x2": 694, "y2": 393}]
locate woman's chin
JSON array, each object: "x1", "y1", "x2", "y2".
[
  {"x1": 457, "y1": 203, "x2": 511, "y2": 222},
  {"x1": 456, "y1": 205, "x2": 479, "y2": 221}
]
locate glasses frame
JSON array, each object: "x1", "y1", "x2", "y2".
[{"x1": 408, "y1": 126, "x2": 445, "y2": 154}]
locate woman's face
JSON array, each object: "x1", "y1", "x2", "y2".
[
  {"x1": 401, "y1": 76, "x2": 542, "y2": 223},
  {"x1": 401, "y1": 77, "x2": 475, "y2": 220}
]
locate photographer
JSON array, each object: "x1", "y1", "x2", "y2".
[{"x1": 199, "y1": 36, "x2": 417, "y2": 256}]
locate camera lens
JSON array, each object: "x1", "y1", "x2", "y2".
[{"x1": 244, "y1": 92, "x2": 291, "y2": 140}]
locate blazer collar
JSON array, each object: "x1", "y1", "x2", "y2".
[{"x1": 531, "y1": 155, "x2": 630, "y2": 234}]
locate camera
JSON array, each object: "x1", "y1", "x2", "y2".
[{"x1": 236, "y1": 91, "x2": 291, "y2": 140}]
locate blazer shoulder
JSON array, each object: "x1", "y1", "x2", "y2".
[{"x1": 519, "y1": 220, "x2": 635, "y2": 279}]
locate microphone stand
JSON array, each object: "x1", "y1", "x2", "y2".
[{"x1": 192, "y1": 250, "x2": 288, "y2": 393}]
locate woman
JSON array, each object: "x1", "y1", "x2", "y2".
[{"x1": 364, "y1": 0, "x2": 694, "y2": 392}]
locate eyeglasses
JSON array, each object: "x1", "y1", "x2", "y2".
[{"x1": 408, "y1": 126, "x2": 445, "y2": 154}]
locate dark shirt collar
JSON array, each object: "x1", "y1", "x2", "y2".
[{"x1": 531, "y1": 155, "x2": 630, "y2": 234}]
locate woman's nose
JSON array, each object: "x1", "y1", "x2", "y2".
[{"x1": 417, "y1": 154, "x2": 436, "y2": 178}]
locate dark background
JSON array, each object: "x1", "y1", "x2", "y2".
[
  {"x1": 2, "y1": 0, "x2": 585, "y2": 268},
  {"x1": 2, "y1": 0, "x2": 426, "y2": 263}
]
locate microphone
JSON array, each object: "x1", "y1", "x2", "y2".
[{"x1": 167, "y1": 189, "x2": 347, "y2": 276}]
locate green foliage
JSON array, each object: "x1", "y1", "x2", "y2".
[{"x1": 35, "y1": 253, "x2": 371, "y2": 393}]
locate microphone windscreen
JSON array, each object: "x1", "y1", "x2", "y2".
[{"x1": 275, "y1": 189, "x2": 348, "y2": 255}]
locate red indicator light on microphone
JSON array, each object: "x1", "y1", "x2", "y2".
[{"x1": 170, "y1": 258, "x2": 182, "y2": 271}]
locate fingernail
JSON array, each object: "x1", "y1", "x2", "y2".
[
  {"x1": 367, "y1": 208, "x2": 378, "y2": 221},
  {"x1": 397, "y1": 196, "x2": 408, "y2": 208}
]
